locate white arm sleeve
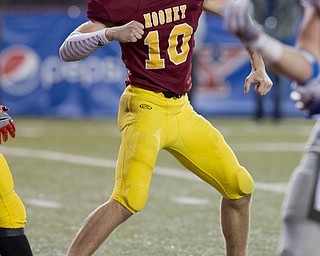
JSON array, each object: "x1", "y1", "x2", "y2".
[{"x1": 59, "y1": 28, "x2": 110, "y2": 62}]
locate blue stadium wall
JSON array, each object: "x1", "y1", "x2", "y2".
[{"x1": 0, "y1": 7, "x2": 303, "y2": 118}]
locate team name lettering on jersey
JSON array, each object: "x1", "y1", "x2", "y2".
[{"x1": 143, "y1": 5, "x2": 187, "y2": 28}]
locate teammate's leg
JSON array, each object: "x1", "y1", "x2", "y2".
[{"x1": 0, "y1": 154, "x2": 33, "y2": 256}]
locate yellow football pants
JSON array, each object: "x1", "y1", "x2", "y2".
[
  {"x1": 0, "y1": 153, "x2": 26, "y2": 228},
  {"x1": 111, "y1": 85, "x2": 254, "y2": 213}
]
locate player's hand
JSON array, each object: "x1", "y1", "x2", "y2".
[
  {"x1": 244, "y1": 68, "x2": 273, "y2": 96},
  {"x1": 290, "y1": 77, "x2": 320, "y2": 117},
  {"x1": 106, "y1": 21, "x2": 144, "y2": 43},
  {"x1": 0, "y1": 105, "x2": 16, "y2": 144},
  {"x1": 223, "y1": 0, "x2": 262, "y2": 45}
]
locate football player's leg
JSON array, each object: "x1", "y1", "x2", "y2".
[
  {"x1": 167, "y1": 109, "x2": 253, "y2": 256},
  {"x1": 0, "y1": 154, "x2": 33, "y2": 256},
  {"x1": 111, "y1": 85, "x2": 164, "y2": 213},
  {"x1": 278, "y1": 121, "x2": 320, "y2": 256},
  {"x1": 111, "y1": 120, "x2": 160, "y2": 213},
  {"x1": 68, "y1": 86, "x2": 163, "y2": 256},
  {"x1": 167, "y1": 111, "x2": 254, "y2": 199},
  {"x1": 67, "y1": 198, "x2": 132, "y2": 256}
]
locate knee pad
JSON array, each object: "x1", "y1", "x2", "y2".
[
  {"x1": 234, "y1": 167, "x2": 254, "y2": 199},
  {"x1": 113, "y1": 184, "x2": 149, "y2": 214},
  {"x1": 221, "y1": 167, "x2": 254, "y2": 200}
]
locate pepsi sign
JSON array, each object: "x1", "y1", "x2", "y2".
[{"x1": 0, "y1": 45, "x2": 40, "y2": 96}]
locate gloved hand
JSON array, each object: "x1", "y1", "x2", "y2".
[
  {"x1": 223, "y1": 0, "x2": 262, "y2": 45},
  {"x1": 0, "y1": 105, "x2": 16, "y2": 143},
  {"x1": 290, "y1": 77, "x2": 320, "y2": 118}
]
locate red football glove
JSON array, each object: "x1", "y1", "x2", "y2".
[{"x1": 0, "y1": 105, "x2": 16, "y2": 144}]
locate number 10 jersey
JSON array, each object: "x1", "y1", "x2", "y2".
[{"x1": 87, "y1": 0, "x2": 204, "y2": 94}]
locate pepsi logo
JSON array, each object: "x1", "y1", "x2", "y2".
[{"x1": 0, "y1": 45, "x2": 40, "y2": 96}]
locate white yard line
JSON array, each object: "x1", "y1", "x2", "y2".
[
  {"x1": 2, "y1": 146, "x2": 289, "y2": 195},
  {"x1": 171, "y1": 197, "x2": 210, "y2": 206},
  {"x1": 231, "y1": 142, "x2": 306, "y2": 152},
  {"x1": 25, "y1": 198, "x2": 62, "y2": 209}
]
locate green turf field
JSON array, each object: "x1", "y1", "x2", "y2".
[{"x1": 1, "y1": 117, "x2": 315, "y2": 256}]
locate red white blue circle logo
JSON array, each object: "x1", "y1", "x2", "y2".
[{"x1": 0, "y1": 45, "x2": 40, "y2": 96}]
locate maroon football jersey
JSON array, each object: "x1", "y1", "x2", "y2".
[{"x1": 88, "y1": 0, "x2": 204, "y2": 94}]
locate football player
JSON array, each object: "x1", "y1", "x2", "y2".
[
  {"x1": 224, "y1": 0, "x2": 320, "y2": 255},
  {"x1": 0, "y1": 106, "x2": 33, "y2": 256},
  {"x1": 60, "y1": 0, "x2": 273, "y2": 255}
]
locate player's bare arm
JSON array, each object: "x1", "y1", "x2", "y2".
[
  {"x1": 289, "y1": 3, "x2": 320, "y2": 117},
  {"x1": 268, "y1": 4, "x2": 320, "y2": 84},
  {"x1": 59, "y1": 19, "x2": 144, "y2": 62},
  {"x1": 244, "y1": 47, "x2": 273, "y2": 95},
  {"x1": 204, "y1": 0, "x2": 272, "y2": 95},
  {"x1": 297, "y1": 5, "x2": 320, "y2": 60}
]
